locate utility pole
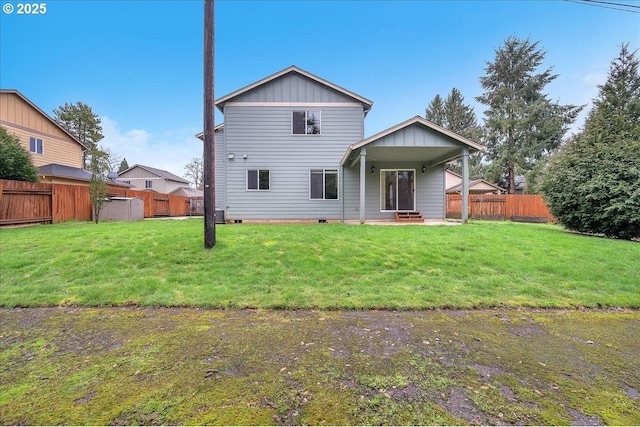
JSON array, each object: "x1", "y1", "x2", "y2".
[{"x1": 203, "y1": 0, "x2": 215, "y2": 248}]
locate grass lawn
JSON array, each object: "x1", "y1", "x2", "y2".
[{"x1": 1, "y1": 219, "x2": 638, "y2": 309}]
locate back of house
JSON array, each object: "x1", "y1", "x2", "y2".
[
  {"x1": 214, "y1": 65, "x2": 372, "y2": 222},
  {"x1": 211, "y1": 66, "x2": 482, "y2": 223}
]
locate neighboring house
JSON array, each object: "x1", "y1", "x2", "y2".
[
  {"x1": 0, "y1": 89, "x2": 132, "y2": 188},
  {"x1": 203, "y1": 65, "x2": 483, "y2": 223},
  {"x1": 37, "y1": 163, "x2": 131, "y2": 189},
  {"x1": 118, "y1": 164, "x2": 190, "y2": 193},
  {"x1": 170, "y1": 187, "x2": 203, "y2": 198},
  {"x1": 0, "y1": 89, "x2": 86, "y2": 175},
  {"x1": 445, "y1": 170, "x2": 504, "y2": 194}
]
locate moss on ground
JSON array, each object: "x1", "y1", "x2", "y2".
[{"x1": 0, "y1": 308, "x2": 638, "y2": 425}]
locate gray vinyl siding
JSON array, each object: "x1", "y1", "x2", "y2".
[
  {"x1": 223, "y1": 105, "x2": 363, "y2": 220},
  {"x1": 233, "y1": 73, "x2": 357, "y2": 104},
  {"x1": 214, "y1": 128, "x2": 226, "y2": 211},
  {"x1": 343, "y1": 162, "x2": 445, "y2": 220}
]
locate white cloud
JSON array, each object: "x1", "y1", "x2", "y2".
[{"x1": 100, "y1": 116, "x2": 202, "y2": 183}]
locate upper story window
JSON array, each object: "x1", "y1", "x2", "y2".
[
  {"x1": 310, "y1": 169, "x2": 338, "y2": 200},
  {"x1": 292, "y1": 110, "x2": 321, "y2": 135},
  {"x1": 29, "y1": 137, "x2": 43, "y2": 154},
  {"x1": 145, "y1": 180, "x2": 153, "y2": 189},
  {"x1": 247, "y1": 169, "x2": 270, "y2": 191}
]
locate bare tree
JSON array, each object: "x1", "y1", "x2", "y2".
[
  {"x1": 102, "y1": 147, "x2": 122, "y2": 173},
  {"x1": 184, "y1": 157, "x2": 204, "y2": 189}
]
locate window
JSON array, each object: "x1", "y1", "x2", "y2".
[
  {"x1": 247, "y1": 169, "x2": 270, "y2": 191},
  {"x1": 310, "y1": 169, "x2": 338, "y2": 200},
  {"x1": 145, "y1": 180, "x2": 153, "y2": 189},
  {"x1": 292, "y1": 110, "x2": 321, "y2": 135},
  {"x1": 29, "y1": 137, "x2": 43, "y2": 154}
]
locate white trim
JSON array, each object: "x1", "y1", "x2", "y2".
[
  {"x1": 246, "y1": 169, "x2": 270, "y2": 191},
  {"x1": 29, "y1": 136, "x2": 44, "y2": 155},
  {"x1": 215, "y1": 65, "x2": 373, "y2": 111},
  {"x1": 309, "y1": 169, "x2": 339, "y2": 201},
  {"x1": 341, "y1": 116, "x2": 484, "y2": 166},
  {"x1": 379, "y1": 169, "x2": 416, "y2": 212},
  {"x1": 225, "y1": 102, "x2": 363, "y2": 108}
]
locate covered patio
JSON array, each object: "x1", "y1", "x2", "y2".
[{"x1": 341, "y1": 116, "x2": 484, "y2": 224}]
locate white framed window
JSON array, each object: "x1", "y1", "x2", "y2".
[
  {"x1": 310, "y1": 169, "x2": 338, "y2": 200},
  {"x1": 145, "y1": 180, "x2": 153, "y2": 189},
  {"x1": 292, "y1": 110, "x2": 321, "y2": 135},
  {"x1": 247, "y1": 169, "x2": 270, "y2": 191},
  {"x1": 29, "y1": 137, "x2": 43, "y2": 154}
]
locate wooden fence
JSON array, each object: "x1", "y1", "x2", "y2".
[
  {"x1": 0, "y1": 179, "x2": 194, "y2": 226},
  {"x1": 446, "y1": 194, "x2": 555, "y2": 223}
]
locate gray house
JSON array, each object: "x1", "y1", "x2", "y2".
[{"x1": 207, "y1": 65, "x2": 482, "y2": 223}]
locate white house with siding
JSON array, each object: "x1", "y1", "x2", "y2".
[
  {"x1": 118, "y1": 164, "x2": 190, "y2": 193},
  {"x1": 205, "y1": 65, "x2": 482, "y2": 223}
]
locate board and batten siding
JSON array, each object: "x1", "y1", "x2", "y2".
[
  {"x1": 0, "y1": 92, "x2": 83, "y2": 168},
  {"x1": 232, "y1": 73, "x2": 358, "y2": 104},
  {"x1": 342, "y1": 122, "x2": 467, "y2": 220},
  {"x1": 370, "y1": 123, "x2": 462, "y2": 148},
  {"x1": 223, "y1": 105, "x2": 363, "y2": 220}
]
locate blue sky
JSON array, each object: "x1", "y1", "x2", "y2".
[{"x1": 1, "y1": 0, "x2": 638, "y2": 180}]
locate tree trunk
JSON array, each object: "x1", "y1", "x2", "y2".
[{"x1": 507, "y1": 159, "x2": 516, "y2": 194}]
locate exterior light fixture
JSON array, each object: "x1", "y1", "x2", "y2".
[
  {"x1": 371, "y1": 165, "x2": 375, "y2": 174},
  {"x1": 422, "y1": 165, "x2": 426, "y2": 174}
]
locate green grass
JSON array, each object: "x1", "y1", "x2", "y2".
[{"x1": 1, "y1": 219, "x2": 638, "y2": 309}]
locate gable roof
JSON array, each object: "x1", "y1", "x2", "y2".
[
  {"x1": 341, "y1": 116, "x2": 484, "y2": 165},
  {"x1": 215, "y1": 65, "x2": 373, "y2": 114},
  {"x1": 38, "y1": 163, "x2": 131, "y2": 187},
  {"x1": 118, "y1": 164, "x2": 189, "y2": 184},
  {"x1": 446, "y1": 179, "x2": 505, "y2": 194},
  {"x1": 195, "y1": 123, "x2": 224, "y2": 141},
  {"x1": 170, "y1": 187, "x2": 204, "y2": 197},
  {"x1": 0, "y1": 89, "x2": 87, "y2": 150}
]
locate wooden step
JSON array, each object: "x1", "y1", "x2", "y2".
[{"x1": 394, "y1": 211, "x2": 423, "y2": 223}]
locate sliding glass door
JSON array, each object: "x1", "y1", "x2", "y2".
[{"x1": 380, "y1": 169, "x2": 415, "y2": 211}]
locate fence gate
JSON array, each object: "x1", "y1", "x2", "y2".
[{"x1": 153, "y1": 197, "x2": 170, "y2": 217}]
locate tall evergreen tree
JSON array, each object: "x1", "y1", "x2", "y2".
[
  {"x1": 425, "y1": 94, "x2": 445, "y2": 126},
  {"x1": 118, "y1": 158, "x2": 130, "y2": 174},
  {"x1": 541, "y1": 44, "x2": 640, "y2": 240},
  {"x1": 53, "y1": 102, "x2": 104, "y2": 169},
  {"x1": 585, "y1": 43, "x2": 640, "y2": 139},
  {"x1": 477, "y1": 36, "x2": 582, "y2": 193},
  {"x1": 425, "y1": 88, "x2": 483, "y2": 178}
]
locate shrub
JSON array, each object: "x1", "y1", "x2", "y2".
[{"x1": 0, "y1": 126, "x2": 39, "y2": 182}]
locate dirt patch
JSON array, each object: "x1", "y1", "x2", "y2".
[{"x1": 1, "y1": 308, "x2": 639, "y2": 425}]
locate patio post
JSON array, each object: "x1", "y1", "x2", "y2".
[
  {"x1": 359, "y1": 148, "x2": 367, "y2": 224},
  {"x1": 461, "y1": 146, "x2": 469, "y2": 224}
]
